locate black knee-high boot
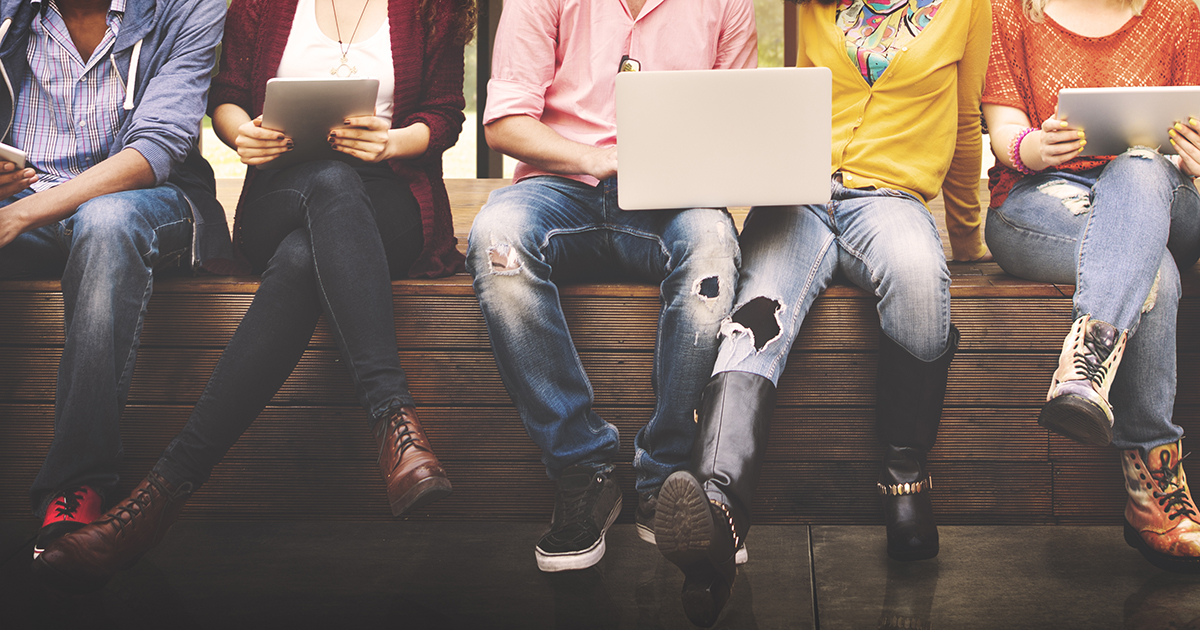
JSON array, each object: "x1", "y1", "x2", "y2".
[
  {"x1": 656, "y1": 371, "x2": 776, "y2": 627},
  {"x1": 876, "y1": 326, "x2": 959, "y2": 561}
]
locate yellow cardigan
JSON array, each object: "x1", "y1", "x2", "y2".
[{"x1": 796, "y1": 0, "x2": 990, "y2": 260}]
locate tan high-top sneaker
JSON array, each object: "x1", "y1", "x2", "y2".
[
  {"x1": 1122, "y1": 441, "x2": 1200, "y2": 573},
  {"x1": 1040, "y1": 314, "x2": 1127, "y2": 446}
]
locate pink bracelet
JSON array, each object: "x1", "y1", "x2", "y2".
[{"x1": 1009, "y1": 127, "x2": 1040, "y2": 175}]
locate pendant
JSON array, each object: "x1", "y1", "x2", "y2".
[{"x1": 330, "y1": 56, "x2": 357, "y2": 77}]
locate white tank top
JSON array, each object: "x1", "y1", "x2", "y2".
[{"x1": 276, "y1": 0, "x2": 395, "y2": 123}]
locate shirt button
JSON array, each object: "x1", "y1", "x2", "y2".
[
  {"x1": 845, "y1": 174, "x2": 854, "y2": 180},
  {"x1": 78, "y1": 121, "x2": 86, "y2": 128},
  {"x1": 901, "y1": 47, "x2": 908, "y2": 52}
]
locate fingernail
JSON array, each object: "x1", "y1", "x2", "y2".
[
  {"x1": 1171, "y1": 138, "x2": 1178, "y2": 146},
  {"x1": 1080, "y1": 140, "x2": 1086, "y2": 147},
  {"x1": 276, "y1": 134, "x2": 285, "y2": 140},
  {"x1": 1176, "y1": 123, "x2": 1185, "y2": 132},
  {"x1": 1060, "y1": 121, "x2": 1069, "y2": 127},
  {"x1": 1077, "y1": 131, "x2": 1085, "y2": 138},
  {"x1": 286, "y1": 139, "x2": 294, "y2": 148},
  {"x1": 343, "y1": 119, "x2": 351, "y2": 125},
  {"x1": 1191, "y1": 118, "x2": 1199, "y2": 127},
  {"x1": 1170, "y1": 129, "x2": 1178, "y2": 137}
]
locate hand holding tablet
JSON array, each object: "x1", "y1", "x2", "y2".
[{"x1": 257, "y1": 77, "x2": 380, "y2": 170}]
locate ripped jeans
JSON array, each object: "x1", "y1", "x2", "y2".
[
  {"x1": 986, "y1": 150, "x2": 1200, "y2": 452},
  {"x1": 713, "y1": 178, "x2": 952, "y2": 381},
  {"x1": 467, "y1": 176, "x2": 739, "y2": 492}
]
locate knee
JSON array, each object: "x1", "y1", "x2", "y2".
[
  {"x1": 1107, "y1": 149, "x2": 1177, "y2": 189},
  {"x1": 878, "y1": 246, "x2": 950, "y2": 299},
  {"x1": 262, "y1": 232, "x2": 316, "y2": 286},
  {"x1": 301, "y1": 160, "x2": 360, "y2": 192},
  {"x1": 467, "y1": 199, "x2": 540, "y2": 279},
  {"x1": 70, "y1": 197, "x2": 154, "y2": 265}
]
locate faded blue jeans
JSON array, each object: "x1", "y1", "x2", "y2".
[
  {"x1": 0, "y1": 186, "x2": 195, "y2": 515},
  {"x1": 714, "y1": 178, "x2": 953, "y2": 381},
  {"x1": 467, "y1": 176, "x2": 739, "y2": 492},
  {"x1": 986, "y1": 149, "x2": 1200, "y2": 452}
]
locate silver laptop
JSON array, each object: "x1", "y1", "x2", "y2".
[
  {"x1": 615, "y1": 67, "x2": 831, "y2": 210},
  {"x1": 1057, "y1": 86, "x2": 1200, "y2": 157}
]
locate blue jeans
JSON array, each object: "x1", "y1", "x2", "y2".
[
  {"x1": 986, "y1": 149, "x2": 1200, "y2": 452},
  {"x1": 153, "y1": 160, "x2": 424, "y2": 491},
  {"x1": 467, "y1": 176, "x2": 739, "y2": 492},
  {"x1": 714, "y1": 178, "x2": 953, "y2": 381},
  {"x1": 0, "y1": 186, "x2": 195, "y2": 515}
]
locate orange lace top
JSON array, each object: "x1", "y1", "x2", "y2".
[{"x1": 982, "y1": 0, "x2": 1200, "y2": 207}]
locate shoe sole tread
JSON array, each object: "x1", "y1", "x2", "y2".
[{"x1": 1039, "y1": 395, "x2": 1113, "y2": 446}]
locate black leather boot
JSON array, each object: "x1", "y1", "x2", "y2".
[
  {"x1": 656, "y1": 371, "x2": 775, "y2": 627},
  {"x1": 876, "y1": 326, "x2": 958, "y2": 562}
]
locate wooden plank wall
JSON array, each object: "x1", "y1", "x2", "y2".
[{"x1": 1, "y1": 180, "x2": 1197, "y2": 527}]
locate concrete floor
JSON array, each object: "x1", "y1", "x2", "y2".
[{"x1": 1, "y1": 521, "x2": 1197, "y2": 629}]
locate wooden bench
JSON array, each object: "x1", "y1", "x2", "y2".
[{"x1": 1, "y1": 178, "x2": 1197, "y2": 526}]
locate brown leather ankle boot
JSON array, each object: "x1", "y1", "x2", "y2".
[
  {"x1": 32, "y1": 471, "x2": 191, "y2": 593},
  {"x1": 376, "y1": 406, "x2": 452, "y2": 516}
]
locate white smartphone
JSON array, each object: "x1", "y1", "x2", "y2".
[{"x1": 0, "y1": 142, "x2": 26, "y2": 169}]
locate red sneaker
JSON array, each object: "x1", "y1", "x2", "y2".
[{"x1": 34, "y1": 486, "x2": 102, "y2": 560}]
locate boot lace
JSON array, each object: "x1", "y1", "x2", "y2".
[
  {"x1": 51, "y1": 488, "x2": 87, "y2": 520},
  {"x1": 1072, "y1": 332, "x2": 1114, "y2": 389},
  {"x1": 98, "y1": 475, "x2": 189, "y2": 534},
  {"x1": 378, "y1": 412, "x2": 430, "y2": 473},
  {"x1": 1151, "y1": 450, "x2": 1198, "y2": 521},
  {"x1": 557, "y1": 476, "x2": 601, "y2": 527}
]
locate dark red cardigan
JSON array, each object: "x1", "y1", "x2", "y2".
[{"x1": 209, "y1": 0, "x2": 467, "y2": 278}]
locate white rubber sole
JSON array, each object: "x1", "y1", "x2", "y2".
[
  {"x1": 637, "y1": 522, "x2": 656, "y2": 544},
  {"x1": 535, "y1": 496, "x2": 623, "y2": 573}
]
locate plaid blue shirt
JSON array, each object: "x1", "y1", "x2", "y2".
[{"x1": 11, "y1": 0, "x2": 127, "y2": 191}]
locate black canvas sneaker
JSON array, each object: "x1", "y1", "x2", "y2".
[
  {"x1": 535, "y1": 465, "x2": 622, "y2": 572},
  {"x1": 636, "y1": 490, "x2": 657, "y2": 544}
]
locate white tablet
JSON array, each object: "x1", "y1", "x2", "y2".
[
  {"x1": 258, "y1": 77, "x2": 380, "y2": 170},
  {"x1": 1057, "y1": 86, "x2": 1200, "y2": 157}
]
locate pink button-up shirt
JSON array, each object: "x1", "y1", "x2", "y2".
[{"x1": 484, "y1": 0, "x2": 758, "y2": 186}]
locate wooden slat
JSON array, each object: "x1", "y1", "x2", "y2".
[{"x1": 3, "y1": 347, "x2": 1142, "y2": 408}]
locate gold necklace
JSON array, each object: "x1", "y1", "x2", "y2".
[{"x1": 330, "y1": 0, "x2": 372, "y2": 77}]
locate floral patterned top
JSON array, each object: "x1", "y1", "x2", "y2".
[{"x1": 839, "y1": 0, "x2": 944, "y2": 85}]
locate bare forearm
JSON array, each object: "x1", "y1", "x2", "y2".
[
  {"x1": 6, "y1": 148, "x2": 155, "y2": 232},
  {"x1": 384, "y1": 123, "x2": 430, "y2": 160},
  {"x1": 484, "y1": 115, "x2": 616, "y2": 179},
  {"x1": 212, "y1": 102, "x2": 251, "y2": 151}
]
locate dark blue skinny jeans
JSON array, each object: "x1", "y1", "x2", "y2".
[{"x1": 153, "y1": 160, "x2": 423, "y2": 491}]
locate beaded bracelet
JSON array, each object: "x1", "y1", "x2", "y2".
[{"x1": 1009, "y1": 126, "x2": 1039, "y2": 175}]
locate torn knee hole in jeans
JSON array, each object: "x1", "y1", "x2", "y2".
[
  {"x1": 1036, "y1": 181, "x2": 1092, "y2": 215},
  {"x1": 1127, "y1": 147, "x2": 1159, "y2": 160},
  {"x1": 1142, "y1": 270, "x2": 1161, "y2": 314},
  {"x1": 487, "y1": 244, "x2": 521, "y2": 273},
  {"x1": 694, "y1": 276, "x2": 721, "y2": 302},
  {"x1": 720, "y1": 296, "x2": 782, "y2": 351}
]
